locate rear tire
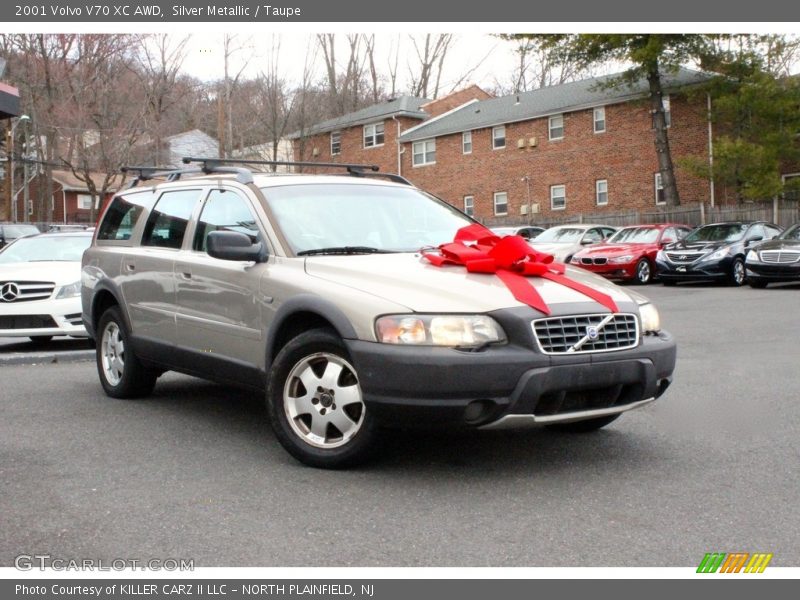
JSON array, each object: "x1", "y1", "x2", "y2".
[
  {"x1": 546, "y1": 414, "x2": 620, "y2": 433},
  {"x1": 266, "y1": 328, "x2": 379, "y2": 469},
  {"x1": 96, "y1": 306, "x2": 157, "y2": 399}
]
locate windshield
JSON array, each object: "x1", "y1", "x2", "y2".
[
  {"x1": 261, "y1": 183, "x2": 474, "y2": 253},
  {"x1": 3, "y1": 225, "x2": 40, "y2": 239},
  {"x1": 0, "y1": 235, "x2": 92, "y2": 264},
  {"x1": 779, "y1": 224, "x2": 800, "y2": 241},
  {"x1": 609, "y1": 227, "x2": 660, "y2": 244},
  {"x1": 685, "y1": 224, "x2": 747, "y2": 243},
  {"x1": 534, "y1": 227, "x2": 586, "y2": 243}
]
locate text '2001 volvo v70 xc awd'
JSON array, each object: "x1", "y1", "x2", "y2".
[{"x1": 81, "y1": 159, "x2": 676, "y2": 468}]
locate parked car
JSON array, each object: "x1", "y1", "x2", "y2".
[
  {"x1": 745, "y1": 222, "x2": 800, "y2": 288},
  {"x1": 529, "y1": 224, "x2": 617, "y2": 263},
  {"x1": 0, "y1": 223, "x2": 40, "y2": 250},
  {"x1": 570, "y1": 224, "x2": 693, "y2": 284},
  {"x1": 82, "y1": 159, "x2": 675, "y2": 469},
  {"x1": 0, "y1": 231, "x2": 93, "y2": 341},
  {"x1": 655, "y1": 221, "x2": 782, "y2": 286},
  {"x1": 490, "y1": 225, "x2": 546, "y2": 240},
  {"x1": 47, "y1": 224, "x2": 91, "y2": 233}
]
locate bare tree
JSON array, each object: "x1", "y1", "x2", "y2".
[
  {"x1": 407, "y1": 34, "x2": 454, "y2": 99},
  {"x1": 363, "y1": 34, "x2": 381, "y2": 103},
  {"x1": 218, "y1": 34, "x2": 252, "y2": 158},
  {"x1": 253, "y1": 36, "x2": 295, "y2": 170},
  {"x1": 496, "y1": 35, "x2": 594, "y2": 94}
]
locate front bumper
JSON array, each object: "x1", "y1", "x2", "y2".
[
  {"x1": 574, "y1": 261, "x2": 637, "y2": 280},
  {"x1": 0, "y1": 297, "x2": 88, "y2": 338},
  {"x1": 345, "y1": 331, "x2": 676, "y2": 428},
  {"x1": 746, "y1": 262, "x2": 800, "y2": 282},
  {"x1": 656, "y1": 256, "x2": 732, "y2": 280}
]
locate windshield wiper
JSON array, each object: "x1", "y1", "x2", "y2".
[{"x1": 297, "y1": 246, "x2": 394, "y2": 256}]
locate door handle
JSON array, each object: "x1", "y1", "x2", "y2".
[
  {"x1": 180, "y1": 271, "x2": 192, "y2": 280},
  {"x1": 124, "y1": 263, "x2": 136, "y2": 272}
]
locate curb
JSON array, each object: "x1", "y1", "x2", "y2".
[{"x1": 0, "y1": 350, "x2": 95, "y2": 366}]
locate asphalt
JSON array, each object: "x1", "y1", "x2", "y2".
[{"x1": 1, "y1": 283, "x2": 799, "y2": 567}]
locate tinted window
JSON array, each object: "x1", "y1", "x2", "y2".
[
  {"x1": 141, "y1": 190, "x2": 201, "y2": 249},
  {"x1": 610, "y1": 227, "x2": 660, "y2": 244},
  {"x1": 193, "y1": 190, "x2": 260, "y2": 252},
  {"x1": 747, "y1": 224, "x2": 766, "y2": 241},
  {"x1": 780, "y1": 224, "x2": 800, "y2": 240},
  {"x1": 97, "y1": 193, "x2": 154, "y2": 241}
]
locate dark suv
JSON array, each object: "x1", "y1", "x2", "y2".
[{"x1": 655, "y1": 221, "x2": 782, "y2": 286}]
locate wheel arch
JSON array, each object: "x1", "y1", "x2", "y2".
[
  {"x1": 265, "y1": 295, "x2": 359, "y2": 372},
  {"x1": 90, "y1": 283, "x2": 131, "y2": 339}
]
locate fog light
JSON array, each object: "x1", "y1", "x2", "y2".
[{"x1": 464, "y1": 400, "x2": 496, "y2": 424}]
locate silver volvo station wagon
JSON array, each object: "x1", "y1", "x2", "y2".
[{"x1": 81, "y1": 159, "x2": 676, "y2": 468}]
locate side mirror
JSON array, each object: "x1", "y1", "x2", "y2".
[
  {"x1": 746, "y1": 236, "x2": 763, "y2": 246},
  {"x1": 580, "y1": 238, "x2": 594, "y2": 245},
  {"x1": 207, "y1": 231, "x2": 266, "y2": 262}
]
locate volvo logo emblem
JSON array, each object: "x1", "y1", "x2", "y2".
[
  {"x1": 0, "y1": 282, "x2": 21, "y2": 302},
  {"x1": 586, "y1": 325, "x2": 600, "y2": 340}
]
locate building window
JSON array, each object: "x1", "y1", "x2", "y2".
[
  {"x1": 462, "y1": 131, "x2": 472, "y2": 154},
  {"x1": 412, "y1": 139, "x2": 436, "y2": 166},
  {"x1": 28, "y1": 200, "x2": 34, "y2": 216},
  {"x1": 550, "y1": 185, "x2": 566, "y2": 211},
  {"x1": 655, "y1": 173, "x2": 666, "y2": 205},
  {"x1": 653, "y1": 95, "x2": 671, "y2": 129},
  {"x1": 596, "y1": 179, "x2": 608, "y2": 206},
  {"x1": 549, "y1": 114, "x2": 564, "y2": 140},
  {"x1": 493, "y1": 191, "x2": 508, "y2": 215},
  {"x1": 77, "y1": 194, "x2": 93, "y2": 210},
  {"x1": 330, "y1": 131, "x2": 341, "y2": 155},
  {"x1": 464, "y1": 195, "x2": 474, "y2": 217},
  {"x1": 782, "y1": 173, "x2": 800, "y2": 201},
  {"x1": 593, "y1": 107, "x2": 606, "y2": 133},
  {"x1": 363, "y1": 122, "x2": 385, "y2": 148},
  {"x1": 492, "y1": 125, "x2": 506, "y2": 149}
]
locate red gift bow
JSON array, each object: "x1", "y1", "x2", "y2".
[{"x1": 421, "y1": 223, "x2": 618, "y2": 315}]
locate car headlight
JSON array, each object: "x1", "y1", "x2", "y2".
[
  {"x1": 746, "y1": 250, "x2": 758, "y2": 263},
  {"x1": 375, "y1": 314, "x2": 506, "y2": 347},
  {"x1": 609, "y1": 255, "x2": 633, "y2": 264},
  {"x1": 570, "y1": 255, "x2": 581, "y2": 264},
  {"x1": 706, "y1": 248, "x2": 730, "y2": 261},
  {"x1": 638, "y1": 303, "x2": 661, "y2": 334},
  {"x1": 55, "y1": 281, "x2": 82, "y2": 299},
  {"x1": 656, "y1": 250, "x2": 666, "y2": 261}
]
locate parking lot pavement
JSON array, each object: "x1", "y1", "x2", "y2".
[
  {"x1": 0, "y1": 336, "x2": 94, "y2": 365},
  {"x1": 1, "y1": 283, "x2": 799, "y2": 568}
]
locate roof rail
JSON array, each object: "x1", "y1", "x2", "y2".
[
  {"x1": 181, "y1": 157, "x2": 413, "y2": 186},
  {"x1": 121, "y1": 165, "x2": 204, "y2": 188}
]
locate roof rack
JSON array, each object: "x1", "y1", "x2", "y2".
[
  {"x1": 181, "y1": 157, "x2": 413, "y2": 186},
  {"x1": 121, "y1": 165, "x2": 204, "y2": 188}
]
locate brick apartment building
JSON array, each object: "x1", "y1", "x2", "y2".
[
  {"x1": 21, "y1": 169, "x2": 127, "y2": 224},
  {"x1": 291, "y1": 69, "x2": 716, "y2": 224}
]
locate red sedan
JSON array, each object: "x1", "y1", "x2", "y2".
[{"x1": 570, "y1": 223, "x2": 693, "y2": 284}]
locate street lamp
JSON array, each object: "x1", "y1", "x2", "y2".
[{"x1": 8, "y1": 114, "x2": 31, "y2": 222}]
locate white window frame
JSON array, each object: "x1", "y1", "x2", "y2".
[
  {"x1": 462, "y1": 131, "x2": 473, "y2": 154},
  {"x1": 363, "y1": 122, "x2": 385, "y2": 148},
  {"x1": 28, "y1": 199, "x2": 34, "y2": 215},
  {"x1": 463, "y1": 195, "x2": 474, "y2": 217},
  {"x1": 549, "y1": 114, "x2": 564, "y2": 140},
  {"x1": 412, "y1": 139, "x2": 436, "y2": 167},
  {"x1": 550, "y1": 185, "x2": 566, "y2": 211},
  {"x1": 655, "y1": 173, "x2": 666, "y2": 205},
  {"x1": 596, "y1": 179, "x2": 608, "y2": 206},
  {"x1": 593, "y1": 107, "x2": 606, "y2": 133},
  {"x1": 493, "y1": 191, "x2": 508, "y2": 216},
  {"x1": 77, "y1": 194, "x2": 93, "y2": 210},
  {"x1": 330, "y1": 131, "x2": 341, "y2": 156},
  {"x1": 492, "y1": 125, "x2": 506, "y2": 150}
]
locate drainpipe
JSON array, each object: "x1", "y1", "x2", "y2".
[
  {"x1": 392, "y1": 115, "x2": 403, "y2": 176},
  {"x1": 707, "y1": 93, "x2": 715, "y2": 208},
  {"x1": 62, "y1": 187, "x2": 67, "y2": 224}
]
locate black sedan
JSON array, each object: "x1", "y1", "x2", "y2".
[
  {"x1": 655, "y1": 221, "x2": 782, "y2": 286},
  {"x1": 745, "y1": 223, "x2": 800, "y2": 288}
]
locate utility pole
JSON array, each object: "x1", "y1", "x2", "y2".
[{"x1": 4, "y1": 125, "x2": 11, "y2": 221}]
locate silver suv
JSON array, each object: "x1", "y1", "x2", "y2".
[{"x1": 82, "y1": 159, "x2": 676, "y2": 468}]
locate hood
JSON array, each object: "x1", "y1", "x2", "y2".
[
  {"x1": 0, "y1": 261, "x2": 82, "y2": 286},
  {"x1": 752, "y1": 239, "x2": 800, "y2": 252},
  {"x1": 575, "y1": 243, "x2": 651, "y2": 257},
  {"x1": 666, "y1": 239, "x2": 731, "y2": 253},
  {"x1": 304, "y1": 253, "x2": 635, "y2": 314}
]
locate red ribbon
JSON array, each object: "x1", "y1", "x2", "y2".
[{"x1": 421, "y1": 223, "x2": 618, "y2": 315}]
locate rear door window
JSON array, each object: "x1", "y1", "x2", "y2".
[
  {"x1": 97, "y1": 194, "x2": 155, "y2": 241},
  {"x1": 141, "y1": 190, "x2": 202, "y2": 249}
]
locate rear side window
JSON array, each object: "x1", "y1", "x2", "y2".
[
  {"x1": 97, "y1": 194, "x2": 154, "y2": 241},
  {"x1": 193, "y1": 189, "x2": 260, "y2": 252},
  {"x1": 141, "y1": 189, "x2": 201, "y2": 249}
]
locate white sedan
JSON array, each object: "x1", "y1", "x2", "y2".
[
  {"x1": 529, "y1": 224, "x2": 618, "y2": 263},
  {"x1": 0, "y1": 231, "x2": 93, "y2": 341}
]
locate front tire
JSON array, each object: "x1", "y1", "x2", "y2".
[
  {"x1": 96, "y1": 306, "x2": 157, "y2": 399},
  {"x1": 634, "y1": 258, "x2": 653, "y2": 285},
  {"x1": 266, "y1": 328, "x2": 379, "y2": 469},
  {"x1": 729, "y1": 257, "x2": 746, "y2": 286}
]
